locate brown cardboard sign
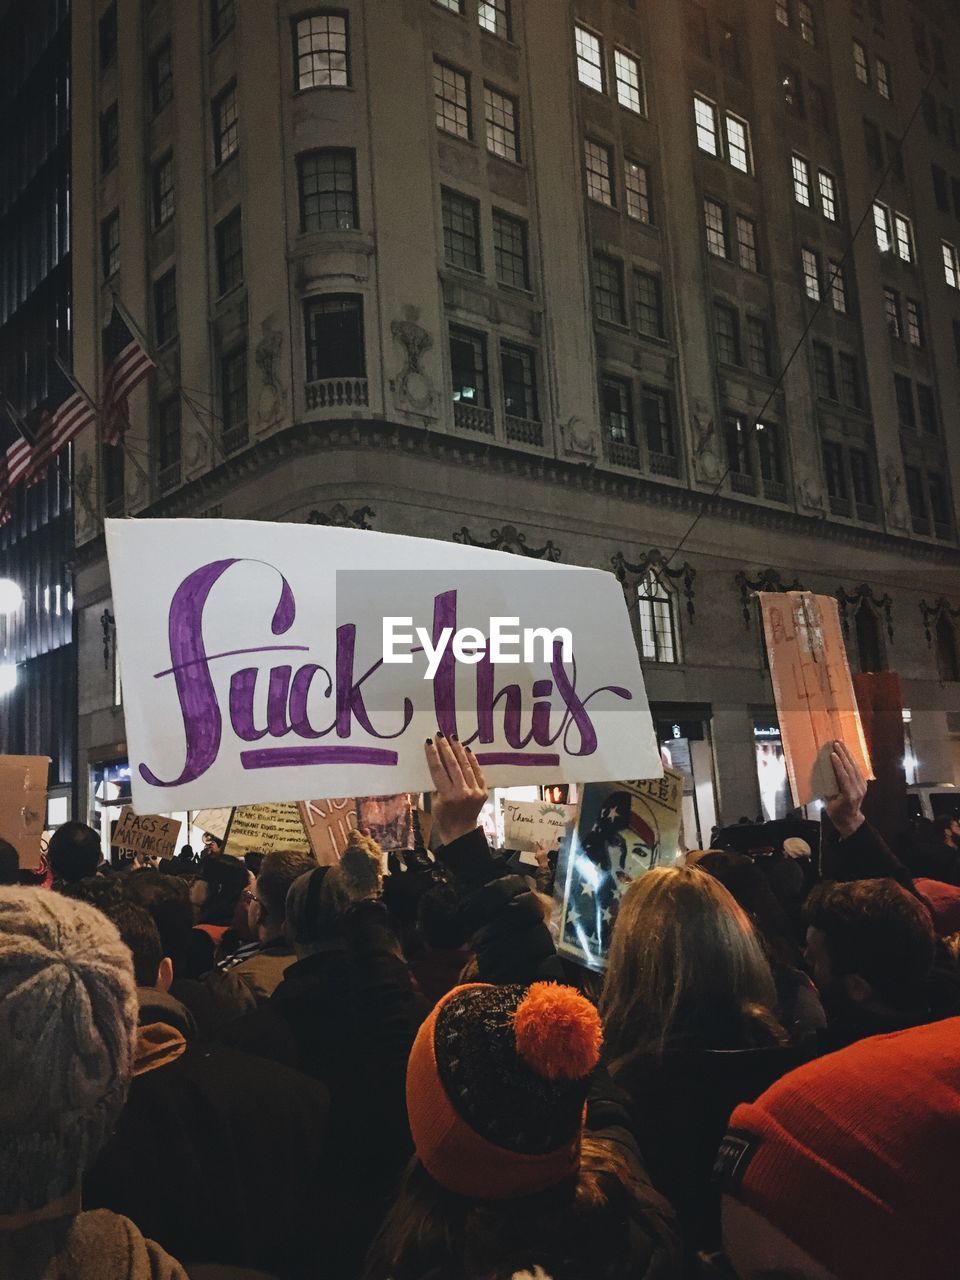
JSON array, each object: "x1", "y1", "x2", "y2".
[
  {"x1": 113, "y1": 807, "x2": 182, "y2": 860},
  {"x1": 297, "y1": 797, "x2": 358, "y2": 866},
  {"x1": 0, "y1": 755, "x2": 50, "y2": 869}
]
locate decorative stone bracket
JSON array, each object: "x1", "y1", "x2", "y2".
[
  {"x1": 453, "y1": 524, "x2": 562, "y2": 561},
  {"x1": 613, "y1": 549, "x2": 697, "y2": 622}
]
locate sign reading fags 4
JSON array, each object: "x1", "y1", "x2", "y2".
[{"x1": 105, "y1": 519, "x2": 662, "y2": 813}]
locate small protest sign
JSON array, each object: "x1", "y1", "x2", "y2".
[
  {"x1": 356, "y1": 794, "x2": 413, "y2": 851},
  {"x1": 501, "y1": 799, "x2": 577, "y2": 852},
  {"x1": 298, "y1": 797, "x2": 358, "y2": 865},
  {"x1": 759, "y1": 592, "x2": 872, "y2": 806},
  {"x1": 224, "y1": 802, "x2": 312, "y2": 859},
  {"x1": 113, "y1": 807, "x2": 182, "y2": 861},
  {"x1": 193, "y1": 807, "x2": 233, "y2": 842},
  {"x1": 555, "y1": 768, "x2": 685, "y2": 973},
  {"x1": 0, "y1": 755, "x2": 50, "y2": 869}
]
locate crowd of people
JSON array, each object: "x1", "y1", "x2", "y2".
[{"x1": 1, "y1": 735, "x2": 959, "y2": 1280}]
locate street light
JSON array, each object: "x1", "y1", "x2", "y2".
[{"x1": 0, "y1": 577, "x2": 22, "y2": 615}]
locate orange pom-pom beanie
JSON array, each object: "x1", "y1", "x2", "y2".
[{"x1": 406, "y1": 982, "x2": 602, "y2": 1199}]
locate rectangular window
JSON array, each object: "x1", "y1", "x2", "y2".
[
  {"x1": 873, "y1": 201, "x2": 892, "y2": 253},
  {"x1": 799, "y1": 1, "x2": 816, "y2": 44},
  {"x1": 775, "y1": 0, "x2": 790, "y2": 27},
  {"x1": 434, "y1": 61, "x2": 471, "y2": 138},
  {"x1": 801, "y1": 247, "x2": 821, "y2": 300},
  {"x1": 823, "y1": 441, "x2": 847, "y2": 499},
  {"x1": 917, "y1": 384, "x2": 938, "y2": 434},
  {"x1": 813, "y1": 341, "x2": 836, "y2": 399},
  {"x1": 101, "y1": 210, "x2": 120, "y2": 280},
  {"x1": 449, "y1": 326, "x2": 489, "y2": 407},
  {"x1": 641, "y1": 388, "x2": 674, "y2": 459},
  {"x1": 295, "y1": 13, "x2": 349, "y2": 89},
  {"x1": 792, "y1": 153, "x2": 812, "y2": 206},
  {"x1": 853, "y1": 39, "x2": 869, "y2": 84},
  {"x1": 893, "y1": 213, "x2": 914, "y2": 263},
  {"x1": 441, "y1": 187, "x2": 481, "y2": 272},
  {"x1": 493, "y1": 209, "x2": 529, "y2": 289},
  {"x1": 736, "y1": 215, "x2": 759, "y2": 271},
  {"x1": 500, "y1": 342, "x2": 538, "y2": 421},
  {"x1": 584, "y1": 139, "x2": 614, "y2": 206},
  {"x1": 479, "y1": 0, "x2": 511, "y2": 39},
  {"x1": 883, "y1": 287, "x2": 902, "y2": 339},
  {"x1": 704, "y1": 198, "x2": 729, "y2": 257},
  {"x1": 434, "y1": 0, "x2": 465, "y2": 11},
  {"x1": 575, "y1": 26, "x2": 604, "y2": 93},
  {"x1": 725, "y1": 114, "x2": 751, "y2": 173},
  {"x1": 850, "y1": 449, "x2": 875, "y2": 510},
  {"x1": 99, "y1": 2, "x2": 117, "y2": 69},
  {"x1": 885, "y1": 132, "x2": 904, "y2": 183},
  {"x1": 601, "y1": 377, "x2": 634, "y2": 444},
  {"x1": 100, "y1": 103, "x2": 119, "y2": 173},
  {"x1": 221, "y1": 348, "x2": 248, "y2": 432},
  {"x1": 213, "y1": 81, "x2": 239, "y2": 165},
  {"x1": 876, "y1": 56, "x2": 891, "y2": 99},
  {"x1": 151, "y1": 40, "x2": 173, "y2": 114},
  {"x1": 215, "y1": 208, "x2": 243, "y2": 295},
  {"x1": 933, "y1": 164, "x2": 950, "y2": 211},
  {"x1": 614, "y1": 49, "x2": 645, "y2": 114},
  {"x1": 720, "y1": 25, "x2": 743, "y2": 78},
  {"x1": 943, "y1": 241, "x2": 960, "y2": 288},
  {"x1": 714, "y1": 301, "x2": 741, "y2": 365},
  {"x1": 593, "y1": 254, "x2": 626, "y2": 325},
  {"x1": 305, "y1": 295, "x2": 365, "y2": 380},
  {"x1": 723, "y1": 413, "x2": 753, "y2": 475},
  {"x1": 818, "y1": 170, "x2": 838, "y2": 221},
  {"x1": 299, "y1": 149, "x2": 357, "y2": 231},
  {"x1": 906, "y1": 299, "x2": 924, "y2": 349},
  {"x1": 694, "y1": 94, "x2": 719, "y2": 156},
  {"x1": 635, "y1": 270, "x2": 664, "y2": 338},
  {"x1": 894, "y1": 373, "x2": 915, "y2": 428},
  {"x1": 212, "y1": 0, "x2": 235, "y2": 40},
  {"x1": 781, "y1": 66, "x2": 805, "y2": 116},
  {"x1": 828, "y1": 260, "x2": 848, "y2": 313},
  {"x1": 839, "y1": 353, "x2": 863, "y2": 409},
  {"x1": 624, "y1": 160, "x2": 652, "y2": 223},
  {"x1": 863, "y1": 119, "x2": 883, "y2": 170},
  {"x1": 484, "y1": 85, "x2": 518, "y2": 160},
  {"x1": 757, "y1": 421, "x2": 785, "y2": 485},
  {"x1": 152, "y1": 153, "x2": 174, "y2": 228},
  {"x1": 928, "y1": 473, "x2": 951, "y2": 533},
  {"x1": 809, "y1": 83, "x2": 830, "y2": 134},
  {"x1": 747, "y1": 316, "x2": 771, "y2": 376},
  {"x1": 157, "y1": 396, "x2": 182, "y2": 475},
  {"x1": 905, "y1": 466, "x2": 927, "y2": 529},
  {"x1": 154, "y1": 269, "x2": 178, "y2": 346}
]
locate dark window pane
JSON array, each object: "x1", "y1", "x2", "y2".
[
  {"x1": 215, "y1": 208, "x2": 243, "y2": 295},
  {"x1": 154, "y1": 270, "x2": 178, "y2": 345},
  {"x1": 305, "y1": 295, "x2": 365, "y2": 380},
  {"x1": 449, "y1": 326, "x2": 489, "y2": 406},
  {"x1": 299, "y1": 149, "x2": 357, "y2": 231},
  {"x1": 501, "y1": 342, "x2": 538, "y2": 420}
]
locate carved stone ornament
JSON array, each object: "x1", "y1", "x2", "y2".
[
  {"x1": 920, "y1": 597, "x2": 960, "y2": 646},
  {"x1": 691, "y1": 401, "x2": 724, "y2": 484},
  {"x1": 256, "y1": 321, "x2": 288, "y2": 429},
  {"x1": 612, "y1": 549, "x2": 697, "y2": 622},
  {"x1": 128, "y1": 463, "x2": 148, "y2": 509},
  {"x1": 391, "y1": 309, "x2": 437, "y2": 414},
  {"x1": 100, "y1": 609, "x2": 116, "y2": 671},
  {"x1": 453, "y1": 524, "x2": 561, "y2": 561},
  {"x1": 836, "y1": 584, "x2": 894, "y2": 644},
  {"x1": 74, "y1": 454, "x2": 97, "y2": 523},
  {"x1": 883, "y1": 457, "x2": 909, "y2": 531},
  {"x1": 796, "y1": 473, "x2": 826, "y2": 514},
  {"x1": 307, "y1": 504, "x2": 375, "y2": 530},
  {"x1": 558, "y1": 415, "x2": 597, "y2": 462},
  {"x1": 187, "y1": 428, "x2": 211, "y2": 471},
  {"x1": 735, "y1": 568, "x2": 805, "y2": 629}
]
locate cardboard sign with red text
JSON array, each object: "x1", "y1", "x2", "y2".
[{"x1": 759, "y1": 592, "x2": 873, "y2": 806}]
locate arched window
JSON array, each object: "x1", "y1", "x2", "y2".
[
  {"x1": 936, "y1": 613, "x2": 960, "y2": 682},
  {"x1": 637, "y1": 569, "x2": 679, "y2": 663},
  {"x1": 855, "y1": 601, "x2": 884, "y2": 672}
]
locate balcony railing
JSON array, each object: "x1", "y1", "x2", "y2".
[
  {"x1": 762, "y1": 478, "x2": 788, "y2": 504},
  {"x1": 829, "y1": 494, "x2": 852, "y2": 517},
  {"x1": 649, "y1": 450, "x2": 679, "y2": 478},
  {"x1": 730, "y1": 471, "x2": 757, "y2": 496},
  {"x1": 605, "y1": 439, "x2": 641, "y2": 469},
  {"x1": 158, "y1": 462, "x2": 181, "y2": 494},
  {"x1": 305, "y1": 377, "x2": 369, "y2": 411},
  {"x1": 453, "y1": 402, "x2": 495, "y2": 434},
  {"x1": 223, "y1": 422, "x2": 249, "y2": 455},
  {"x1": 505, "y1": 415, "x2": 543, "y2": 446}
]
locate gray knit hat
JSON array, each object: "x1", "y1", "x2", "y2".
[{"x1": 0, "y1": 888, "x2": 138, "y2": 1213}]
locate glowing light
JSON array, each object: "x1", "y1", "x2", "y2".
[
  {"x1": 0, "y1": 578, "x2": 22, "y2": 615},
  {"x1": 0, "y1": 664, "x2": 18, "y2": 695}
]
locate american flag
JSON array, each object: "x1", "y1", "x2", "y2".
[
  {"x1": 102, "y1": 303, "x2": 156, "y2": 445},
  {"x1": 25, "y1": 363, "x2": 96, "y2": 485},
  {"x1": 0, "y1": 398, "x2": 33, "y2": 521}
]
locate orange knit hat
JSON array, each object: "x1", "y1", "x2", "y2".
[
  {"x1": 718, "y1": 1017, "x2": 960, "y2": 1280},
  {"x1": 406, "y1": 982, "x2": 602, "y2": 1199}
]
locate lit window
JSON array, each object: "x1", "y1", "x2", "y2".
[
  {"x1": 876, "y1": 57, "x2": 891, "y2": 100},
  {"x1": 725, "y1": 114, "x2": 751, "y2": 173},
  {"x1": 493, "y1": 210, "x2": 529, "y2": 289},
  {"x1": 434, "y1": 61, "x2": 471, "y2": 138},
  {"x1": 601, "y1": 377, "x2": 634, "y2": 445},
  {"x1": 637, "y1": 570, "x2": 677, "y2": 663},
  {"x1": 828, "y1": 260, "x2": 848, "y2": 313},
  {"x1": 714, "y1": 301, "x2": 741, "y2": 365},
  {"x1": 943, "y1": 241, "x2": 960, "y2": 289},
  {"x1": 775, "y1": 0, "x2": 790, "y2": 27},
  {"x1": 635, "y1": 270, "x2": 664, "y2": 338},
  {"x1": 694, "y1": 95, "x2": 719, "y2": 156},
  {"x1": 449, "y1": 326, "x2": 489, "y2": 406},
  {"x1": 584, "y1": 139, "x2": 614, "y2": 206},
  {"x1": 883, "y1": 287, "x2": 902, "y2": 339},
  {"x1": 893, "y1": 213, "x2": 914, "y2": 263},
  {"x1": 792, "y1": 153, "x2": 811, "y2": 206},
  {"x1": 295, "y1": 13, "x2": 349, "y2": 89},
  {"x1": 704, "y1": 198, "x2": 728, "y2": 257},
  {"x1": 593, "y1": 253, "x2": 626, "y2": 324},
  {"x1": 737, "y1": 215, "x2": 759, "y2": 271},
  {"x1": 818, "y1": 170, "x2": 838, "y2": 221},
  {"x1": 801, "y1": 247, "x2": 821, "y2": 300},
  {"x1": 747, "y1": 316, "x2": 771, "y2": 376},
  {"x1": 799, "y1": 1, "x2": 816, "y2": 44},
  {"x1": 441, "y1": 187, "x2": 481, "y2": 271},
  {"x1": 624, "y1": 160, "x2": 651, "y2": 223},
  {"x1": 614, "y1": 49, "x2": 645, "y2": 114},
  {"x1": 434, "y1": 0, "x2": 464, "y2": 11},
  {"x1": 575, "y1": 26, "x2": 604, "y2": 93},
  {"x1": 873, "y1": 202, "x2": 892, "y2": 253},
  {"x1": 853, "y1": 40, "x2": 869, "y2": 84},
  {"x1": 478, "y1": 0, "x2": 510, "y2": 39},
  {"x1": 213, "y1": 82, "x2": 239, "y2": 165},
  {"x1": 906, "y1": 299, "x2": 924, "y2": 348},
  {"x1": 484, "y1": 84, "x2": 518, "y2": 160},
  {"x1": 298, "y1": 149, "x2": 357, "y2": 231}
]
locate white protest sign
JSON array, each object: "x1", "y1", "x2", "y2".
[
  {"x1": 501, "y1": 799, "x2": 577, "y2": 852},
  {"x1": 105, "y1": 519, "x2": 661, "y2": 813}
]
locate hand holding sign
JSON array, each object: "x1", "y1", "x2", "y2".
[
  {"x1": 825, "y1": 740, "x2": 868, "y2": 838},
  {"x1": 425, "y1": 736, "x2": 488, "y2": 846}
]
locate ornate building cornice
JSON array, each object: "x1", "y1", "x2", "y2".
[
  {"x1": 734, "y1": 569, "x2": 806, "y2": 629},
  {"x1": 612, "y1": 549, "x2": 697, "y2": 621},
  {"x1": 306, "y1": 503, "x2": 375, "y2": 529},
  {"x1": 836, "y1": 584, "x2": 894, "y2": 644},
  {"x1": 920, "y1": 597, "x2": 960, "y2": 646},
  {"x1": 453, "y1": 523, "x2": 561, "y2": 560}
]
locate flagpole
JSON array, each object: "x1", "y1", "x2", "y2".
[{"x1": 53, "y1": 351, "x2": 151, "y2": 484}]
